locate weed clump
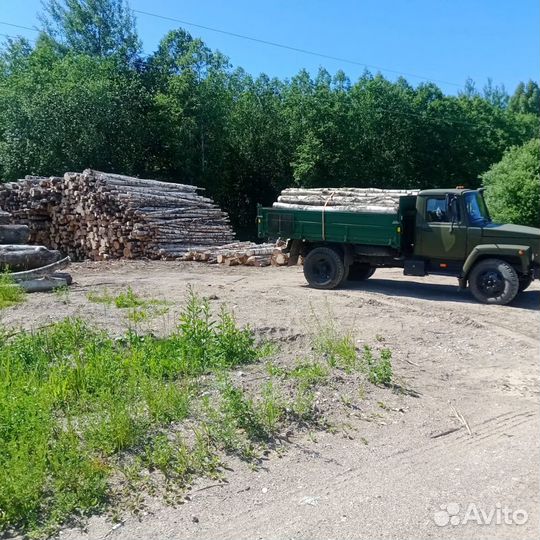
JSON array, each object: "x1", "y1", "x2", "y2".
[
  {"x1": 0, "y1": 271, "x2": 25, "y2": 309},
  {"x1": 363, "y1": 346, "x2": 393, "y2": 386}
]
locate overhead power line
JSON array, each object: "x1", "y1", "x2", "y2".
[
  {"x1": 2, "y1": 14, "x2": 464, "y2": 88},
  {"x1": 0, "y1": 21, "x2": 39, "y2": 33},
  {"x1": 132, "y1": 8, "x2": 463, "y2": 88},
  {"x1": 0, "y1": 16, "x2": 499, "y2": 130}
]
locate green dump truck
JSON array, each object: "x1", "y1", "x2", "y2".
[{"x1": 257, "y1": 188, "x2": 540, "y2": 305}]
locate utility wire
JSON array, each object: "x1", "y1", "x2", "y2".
[
  {"x1": 0, "y1": 21, "x2": 39, "y2": 33},
  {"x1": 0, "y1": 18, "x2": 499, "y2": 129},
  {"x1": 132, "y1": 8, "x2": 463, "y2": 88},
  {"x1": 1, "y1": 15, "x2": 466, "y2": 88}
]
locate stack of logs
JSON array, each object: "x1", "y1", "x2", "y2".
[
  {"x1": 0, "y1": 170, "x2": 235, "y2": 261},
  {"x1": 0, "y1": 210, "x2": 71, "y2": 292},
  {"x1": 274, "y1": 187, "x2": 420, "y2": 213},
  {"x1": 182, "y1": 241, "x2": 289, "y2": 267}
]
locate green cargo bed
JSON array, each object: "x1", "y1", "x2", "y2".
[{"x1": 257, "y1": 206, "x2": 402, "y2": 248}]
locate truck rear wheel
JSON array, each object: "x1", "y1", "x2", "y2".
[
  {"x1": 303, "y1": 247, "x2": 346, "y2": 289},
  {"x1": 469, "y1": 258, "x2": 519, "y2": 305},
  {"x1": 348, "y1": 263, "x2": 376, "y2": 281}
]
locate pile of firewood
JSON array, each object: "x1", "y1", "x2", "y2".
[
  {"x1": 182, "y1": 241, "x2": 289, "y2": 267},
  {"x1": 0, "y1": 170, "x2": 235, "y2": 261},
  {"x1": 274, "y1": 187, "x2": 419, "y2": 213},
  {"x1": 0, "y1": 210, "x2": 71, "y2": 292}
]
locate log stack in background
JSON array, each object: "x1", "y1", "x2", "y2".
[
  {"x1": 0, "y1": 170, "x2": 235, "y2": 261},
  {"x1": 182, "y1": 240, "x2": 289, "y2": 267},
  {"x1": 274, "y1": 187, "x2": 420, "y2": 213}
]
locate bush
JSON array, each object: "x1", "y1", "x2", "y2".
[{"x1": 482, "y1": 139, "x2": 540, "y2": 227}]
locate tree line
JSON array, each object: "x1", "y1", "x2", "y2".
[{"x1": 0, "y1": 0, "x2": 538, "y2": 236}]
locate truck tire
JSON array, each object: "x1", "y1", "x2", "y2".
[
  {"x1": 348, "y1": 263, "x2": 376, "y2": 281},
  {"x1": 469, "y1": 258, "x2": 520, "y2": 305},
  {"x1": 303, "y1": 247, "x2": 346, "y2": 289},
  {"x1": 518, "y1": 274, "x2": 533, "y2": 292}
]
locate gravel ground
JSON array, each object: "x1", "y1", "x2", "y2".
[{"x1": 2, "y1": 261, "x2": 538, "y2": 540}]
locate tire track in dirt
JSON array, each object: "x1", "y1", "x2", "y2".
[
  {"x1": 356, "y1": 290, "x2": 538, "y2": 346},
  {"x1": 209, "y1": 407, "x2": 537, "y2": 540}
]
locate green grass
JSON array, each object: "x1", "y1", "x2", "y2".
[
  {"x1": 0, "y1": 272, "x2": 25, "y2": 309},
  {"x1": 311, "y1": 314, "x2": 357, "y2": 372},
  {"x1": 0, "y1": 289, "x2": 264, "y2": 537},
  {"x1": 87, "y1": 286, "x2": 171, "y2": 326},
  {"x1": 87, "y1": 285, "x2": 169, "y2": 309},
  {"x1": 0, "y1": 289, "x2": 395, "y2": 537},
  {"x1": 311, "y1": 315, "x2": 393, "y2": 385},
  {"x1": 364, "y1": 346, "x2": 393, "y2": 386}
]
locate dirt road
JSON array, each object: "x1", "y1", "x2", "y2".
[{"x1": 3, "y1": 262, "x2": 539, "y2": 539}]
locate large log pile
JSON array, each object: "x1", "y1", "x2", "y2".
[
  {"x1": 274, "y1": 187, "x2": 419, "y2": 214},
  {"x1": 0, "y1": 170, "x2": 235, "y2": 261}
]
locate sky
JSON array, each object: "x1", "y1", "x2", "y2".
[{"x1": 1, "y1": 0, "x2": 538, "y2": 95}]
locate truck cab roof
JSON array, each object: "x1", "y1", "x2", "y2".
[{"x1": 418, "y1": 188, "x2": 475, "y2": 197}]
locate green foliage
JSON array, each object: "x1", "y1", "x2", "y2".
[
  {"x1": 508, "y1": 80, "x2": 540, "y2": 116},
  {"x1": 40, "y1": 0, "x2": 141, "y2": 59},
  {"x1": 176, "y1": 287, "x2": 257, "y2": 373},
  {"x1": 290, "y1": 388, "x2": 316, "y2": 421},
  {"x1": 0, "y1": 41, "x2": 152, "y2": 180},
  {"x1": 289, "y1": 361, "x2": 329, "y2": 389},
  {"x1": 0, "y1": 7, "x2": 537, "y2": 238},
  {"x1": 482, "y1": 138, "x2": 540, "y2": 227},
  {"x1": 363, "y1": 346, "x2": 393, "y2": 386},
  {"x1": 0, "y1": 290, "x2": 262, "y2": 536},
  {"x1": 0, "y1": 272, "x2": 25, "y2": 309},
  {"x1": 87, "y1": 286, "x2": 170, "y2": 325},
  {"x1": 312, "y1": 319, "x2": 357, "y2": 372},
  {"x1": 257, "y1": 381, "x2": 285, "y2": 432},
  {"x1": 217, "y1": 377, "x2": 267, "y2": 441},
  {"x1": 87, "y1": 285, "x2": 161, "y2": 308}
]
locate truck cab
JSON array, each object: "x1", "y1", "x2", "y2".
[
  {"x1": 408, "y1": 188, "x2": 540, "y2": 303},
  {"x1": 258, "y1": 187, "x2": 540, "y2": 305}
]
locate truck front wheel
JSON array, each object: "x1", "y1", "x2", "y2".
[
  {"x1": 303, "y1": 247, "x2": 346, "y2": 289},
  {"x1": 468, "y1": 258, "x2": 519, "y2": 305}
]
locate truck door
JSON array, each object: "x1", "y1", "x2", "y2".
[{"x1": 414, "y1": 195, "x2": 468, "y2": 266}]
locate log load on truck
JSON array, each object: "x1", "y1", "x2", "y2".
[{"x1": 257, "y1": 187, "x2": 540, "y2": 305}]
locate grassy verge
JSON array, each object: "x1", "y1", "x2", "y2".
[
  {"x1": 0, "y1": 272, "x2": 25, "y2": 309},
  {"x1": 0, "y1": 289, "x2": 395, "y2": 538}
]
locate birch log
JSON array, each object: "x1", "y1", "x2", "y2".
[
  {"x1": 0, "y1": 169, "x2": 235, "y2": 261},
  {"x1": 273, "y1": 187, "x2": 420, "y2": 213}
]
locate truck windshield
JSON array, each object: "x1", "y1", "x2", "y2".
[{"x1": 465, "y1": 192, "x2": 491, "y2": 225}]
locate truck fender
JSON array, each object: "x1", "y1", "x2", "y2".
[{"x1": 462, "y1": 244, "x2": 531, "y2": 278}]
